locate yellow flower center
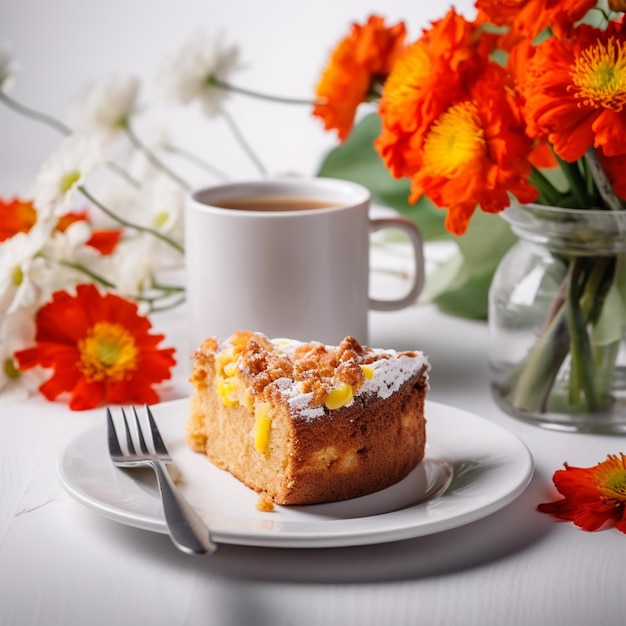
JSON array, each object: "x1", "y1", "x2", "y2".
[
  {"x1": 12, "y1": 265, "x2": 23, "y2": 286},
  {"x1": 383, "y1": 43, "x2": 432, "y2": 110},
  {"x1": 3, "y1": 357, "x2": 21, "y2": 380},
  {"x1": 570, "y1": 36, "x2": 626, "y2": 111},
  {"x1": 60, "y1": 170, "x2": 81, "y2": 193},
  {"x1": 77, "y1": 321, "x2": 139, "y2": 382},
  {"x1": 422, "y1": 101, "x2": 486, "y2": 178},
  {"x1": 154, "y1": 212, "x2": 169, "y2": 229},
  {"x1": 594, "y1": 454, "x2": 626, "y2": 505}
]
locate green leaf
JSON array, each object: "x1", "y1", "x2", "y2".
[
  {"x1": 316, "y1": 113, "x2": 449, "y2": 241},
  {"x1": 593, "y1": 283, "x2": 626, "y2": 346},
  {"x1": 316, "y1": 112, "x2": 519, "y2": 320},
  {"x1": 431, "y1": 210, "x2": 517, "y2": 320}
]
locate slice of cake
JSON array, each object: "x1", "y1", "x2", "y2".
[{"x1": 187, "y1": 330, "x2": 430, "y2": 506}]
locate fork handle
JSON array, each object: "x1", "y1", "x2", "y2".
[{"x1": 151, "y1": 460, "x2": 217, "y2": 554}]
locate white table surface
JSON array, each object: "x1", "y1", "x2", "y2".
[{"x1": 1, "y1": 261, "x2": 625, "y2": 626}]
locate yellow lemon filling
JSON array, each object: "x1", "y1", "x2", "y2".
[
  {"x1": 254, "y1": 402, "x2": 272, "y2": 455},
  {"x1": 360, "y1": 365, "x2": 374, "y2": 380},
  {"x1": 325, "y1": 383, "x2": 354, "y2": 410}
]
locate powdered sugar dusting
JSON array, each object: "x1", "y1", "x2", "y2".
[
  {"x1": 275, "y1": 342, "x2": 429, "y2": 421},
  {"x1": 216, "y1": 334, "x2": 429, "y2": 421}
]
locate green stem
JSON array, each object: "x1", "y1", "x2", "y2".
[
  {"x1": 164, "y1": 143, "x2": 230, "y2": 181},
  {"x1": 208, "y1": 77, "x2": 318, "y2": 106},
  {"x1": 146, "y1": 294, "x2": 186, "y2": 314},
  {"x1": 123, "y1": 122, "x2": 192, "y2": 192},
  {"x1": 584, "y1": 148, "x2": 623, "y2": 211},
  {"x1": 529, "y1": 167, "x2": 562, "y2": 206},
  {"x1": 0, "y1": 90, "x2": 71, "y2": 135},
  {"x1": 56, "y1": 259, "x2": 117, "y2": 289},
  {"x1": 510, "y1": 302, "x2": 571, "y2": 412},
  {"x1": 78, "y1": 185, "x2": 184, "y2": 254},
  {"x1": 0, "y1": 91, "x2": 142, "y2": 189},
  {"x1": 565, "y1": 259, "x2": 597, "y2": 411},
  {"x1": 220, "y1": 108, "x2": 267, "y2": 176},
  {"x1": 104, "y1": 159, "x2": 141, "y2": 188},
  {"x1": 555, "y1": 154, "x2": 590, "y2": 208}
]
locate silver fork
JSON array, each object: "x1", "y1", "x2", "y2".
[{"x1": 107, "y1": 404, "x2": 216, "y2": 555}]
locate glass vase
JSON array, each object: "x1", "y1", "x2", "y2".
[{"x1": 489, "y1": 202, "x2": 626, "y2": 434}]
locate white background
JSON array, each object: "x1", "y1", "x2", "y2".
[{"x1": 1, "y1": 0, "x2": 475, "y2": 194}]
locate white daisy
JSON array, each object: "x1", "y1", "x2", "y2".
[
  {"x1": 111, "y1": 234, "x2": 156, "y2": 299},
  {"x1": 146, "y1": 176, "x2": 185, "y2": 238},
  {"x1": 0, "y1": 215, "x2": 56, "y2": 319},
  {"x1": 68, "y1": 74, "x2": 141, "y2": 145},
  {"x1": 0, "y1": 44, "x2": 18, "y2": 91},
  {"x1": 43, "y1": 221, "x2": 117, "y2": 293},
  {"x1": 0, "y1": 312, "x2": 45, "y2": 404},
  {"x1": 156, "y1": 30, "x2": 241, "y2": 117},
  {"x1": 31, "y1": 134, "x2": 102, "y2": 216}
]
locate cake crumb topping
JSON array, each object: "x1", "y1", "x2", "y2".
[{"x1": 198, "y1": 330, "x2": 430, "y2": 420}]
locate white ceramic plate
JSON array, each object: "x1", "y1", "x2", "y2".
[{"x1": 58, "y1": 399, "x2": 533, "y2": 548}]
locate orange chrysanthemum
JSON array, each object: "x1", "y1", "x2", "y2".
[
  {"x1": 538, "y1": 453, "x2": 626, "y2": 534},
  {"x1": 521, "y1": 21, "x2": 626, "y2": 162},
  {"x1": 376, "y1": 10, "x2": 537, "y2": 235},
  {"x1": 14, "y1": 284, "x2": 176, "y2": 410},
  {"x1": 0, "y1": 197, "x2": 37, "y2": 241},
  {"x1": 506, "y1": 40, "x2": 558, "y2": 169},
  {"x1": 475, "y1": 0, "x2": 596, "y2": 49},
  {"x1": 376, "y1": 9, "x2": 495, "y2": 179},
  {"x1": 312, "y1": 15, "x2": 406, "y2": 141},
  {"x1": 410, "y1": 65, "x2": 538, "y2": 234}
]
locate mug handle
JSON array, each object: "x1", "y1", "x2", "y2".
[{"x1": 368, "y1": 216, "x2": 425, "y2": 311}]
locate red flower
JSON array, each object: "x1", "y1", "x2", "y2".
[
  {"x1": 475, "y1": 0, "x2": 596, "y2": 49},
  {"x1": 538, "y1": 453, "x2": 626, "y2": 533},
  {"x1": 0, "y1": 198, "x2": 121, "y2": 254},
  {"x1": 312, "y1": 15, "x2": 407, "y2": 141},
  {"x1": 376, "y1": 10, "x2": 537, "y2": 235},
  {"x1": 376, "y1": 9, "x2": 494, "y2": 180},
  {"x1": 14, "y1": 284, "x2": 176, "y2": 410},
  {"x1": 521, "y1": 21, "x2": 626, "y2": 162},
  {"x1": 0, "y1": 197, "x2": 37, "y2": 241},
  {"x1": 57, "y1": 210, "x2": 122, "y2": 254}
]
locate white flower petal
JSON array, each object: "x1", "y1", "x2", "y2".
[
  {"x1": 0, "y1": 44, "x2": 19, "y2": 91},
  {"x1": 31, "y1": 134, "x2": 103, "y2": 216},
  {"x1": 156, "y1": 30, "x2": 241, "y2": 117},
  {"x1": 0, "y1": 312, "x2": 44, "y2": 402},
  {"x1": 68, "y1": 74, "x2": 141, "y2": 144}
]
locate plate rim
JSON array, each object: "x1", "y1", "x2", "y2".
[{"x1": 57, "y1": 399, "x2": 534, "y2": 548}]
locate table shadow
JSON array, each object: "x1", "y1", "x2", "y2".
[{"x1": 93, "y1": 469, "x2": 554, "y2": 584}]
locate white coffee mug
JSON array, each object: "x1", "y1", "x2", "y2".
[{"x1": 185, "y1": 177, "x2": 424, "y2": 348}]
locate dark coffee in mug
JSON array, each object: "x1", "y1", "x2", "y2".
[{"x1": 212, "y1": 197, "x2": 340, "y2": 212}]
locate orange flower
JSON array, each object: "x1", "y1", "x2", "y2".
[
  {"x1": 312, "y1": 15, "x2": 406, "y2": 141},
  {"x1": 475, "y1": 0, "x2": 596, "y2": 49},
  {"x1": 376, "y1": 9, "x2": 495, "y2": 181},
  {"x1": 376, "y1": 10, "x2": 537, "y2": 235},
  {"x1": 521, "y1": 21, "x2": 626, "y2": 162},
  {"x1": 0, "y1": 198, "x2": 121, "y2": 254},
  {"x1": 57, "y1": 210, "x2": 122, "y2": 255},
  {"x1": 410, "y1": 65, "x2": 538, "y2": 234},
  {"x1": 506, "y1": 40, "x2": 558, "y2": 169},
  {"x1": 538, "y1": 453, "x2": 626, "y2": 534},
  {"x1": 0, "y1": 198, "x2": 37, "y2": 241},
  {"x1": 14, "y1": 284, "x2": 176, "y2": 410}
]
